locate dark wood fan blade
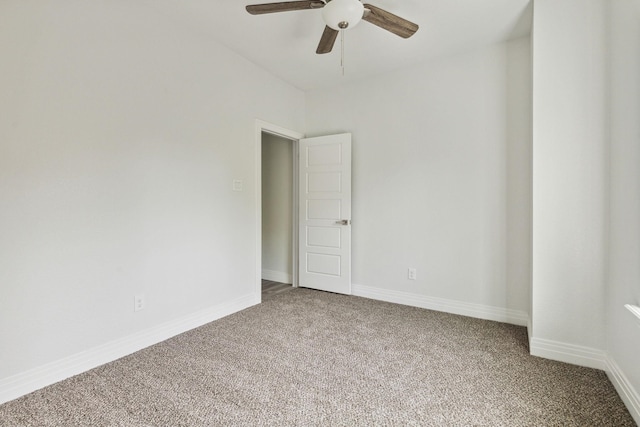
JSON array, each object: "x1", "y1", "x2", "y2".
[
  {"x1": 246, "y1": 1, "x2": 325, "y2": 15},
  {"x1": 362, "y1": 4, "x2": 418, "y2": 38},
  {"x1": 316, "y1": 26, "x2": 339, "y2": 54}
]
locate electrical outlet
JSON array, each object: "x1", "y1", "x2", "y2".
[
  {"x1": 134, "y1": 294, "x2": 145, "y2": 312},
  {"x1": 408, "y1": 268, "x2": 417, "y2": 280}
]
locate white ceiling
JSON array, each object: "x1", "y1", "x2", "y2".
[{"x1": 145, "y1": 0, "x2": 532, "y2": 92}]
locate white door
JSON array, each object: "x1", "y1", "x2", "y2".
[{"x1": 298, "y1": 133, "x2": 352, "y2": 294}]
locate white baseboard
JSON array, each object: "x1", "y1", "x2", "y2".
[
  {"x1": 351, "y1": 283, "x2": 528, "y2": 326},
  {"x1": 529, "y1": 337, "x2": 607, "y2": 370},
  {"x1": 0, "y1": 292, "x2": 260, "y2": 405},
  {"x1": 262, "y1": 269, "x2": 292, "y2": 284},
  {"x1": 606, "y1": 357, "x2": 640, "y2": 425}
]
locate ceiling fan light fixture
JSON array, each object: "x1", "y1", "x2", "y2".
[{"x1": 322, "y1": 0, "x2": 364, "y2": 31}]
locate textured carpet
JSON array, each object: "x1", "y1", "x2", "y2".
[{"x1": 0, "y1": 288, "x2": 635, "y2": 426}]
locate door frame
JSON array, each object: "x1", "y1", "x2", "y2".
[{"x1": 255, "y1": 120, "x2": 305, "y2": 300}]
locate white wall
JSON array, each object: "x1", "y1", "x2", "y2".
[
  {"x1": 305, "y1": 38, "x2": 532, "y2": 324},
  {"x1": 0, "y1": 0, "x2": 304, "y2": 397},
  {"x1": 530, "y1": 0, "x2": 608, "y2": 366},
  {"x1": 5, "y1": 0, "x2": 637, "y2": 416},
  {"x1": 261, "y1": 133, "x2": 293, "y2": 283},
  {"x1": 607, "y1": 0, "x2": 640, "y2": 421}
]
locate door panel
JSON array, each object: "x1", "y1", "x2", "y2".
[
  {"x1": 306, "y1": 143, "x2": 343, "y2": 165},
  {"x1": 307, "y1": 227, "x2": 341, "y2": 248},
  {"x1": 307, "y1": 253, "x2": 341, "y2": 276},
  {"x1": 308, "y1": 172, "x2": 341, "y2": 192},
  {"x1": 299, "y1": 133, "x2": 352, "y2": 294},
  {"x1": 307, "y1": 199, "x2": 342, "y2": 219}
]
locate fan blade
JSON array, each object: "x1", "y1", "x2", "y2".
[
  {"x1": 316, "y1": 26, "x2": 339, "y2": 54},
  {"x1": 362, "y1": 4, "x2": 419, "y2": 38},
  {"x1": 246, "y1": 1, "x2": 325, "y2": 15}
]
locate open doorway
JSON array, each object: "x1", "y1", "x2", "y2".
[
  {"x1": 261, "y1": 132, "x2": 295, "y2": 294},
  {"x1": 255, "y1": 122, "x2": 353, "y2": 298},
  {"x1": 255, "y1": 121, "x2": 304, "y2": 300}
]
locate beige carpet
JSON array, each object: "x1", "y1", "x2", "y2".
[{"x1": 0, "y1": 288, "x2": 635, "y2": 426}]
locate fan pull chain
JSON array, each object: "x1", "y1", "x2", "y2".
[{"x1": 341, "y1": 30, "x2": 345, "y2": 76}]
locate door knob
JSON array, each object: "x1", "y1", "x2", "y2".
[{"x1": 335, "y1": 219, "x2": 351, "y2": 225}]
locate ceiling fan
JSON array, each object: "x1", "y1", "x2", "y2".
[{"x1": 245, "y1": 0, "x2": 419, "y2": 54}]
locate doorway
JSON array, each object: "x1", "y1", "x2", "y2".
[
  {"x1": 255, "y1": 121, "x2": 353, "y2": 299},
  {"x1": 255, "y1": 120, "x2": 304, "y2": 300},
  {"x1": 261, "y1": 132, "x2": 295, "y2": 285}
]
